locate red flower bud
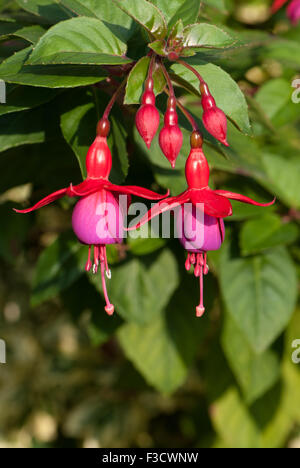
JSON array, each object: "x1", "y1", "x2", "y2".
[
  {"x1": 159, "y1": 99, "x2": 183, "y2": 168},
  {"x1": 200, "y1": 83, "x2": 228, "y2": 147},
  {"x1": 136, "y1": 78, "x2": 160, "y2": 149},
  {"x1": 202, "y1": 106, "x2": 228, "y2": 147},
  {"x1": 136, "y1": 102, "x2": 160, "y2": 149}
]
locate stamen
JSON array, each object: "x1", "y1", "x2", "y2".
[
  {"x1": 196, "y1": 255, "x2": 205, "y2": 318},
  {"x1": 194, "y1": 253, "x2": 202, "y2": 277},
  {"x1": 103, "y1": 247, "x2": 112, "y2": 279},
  {"x1": 94, "y1": 245, "x2": 99, "y2": 266},
  {"x1": 185, "y1": 253, "x2": 191, "y2": 271},
  {"x1": 99, "y1": 246, "x2": 114, "y2": 316},
  {"x1": 190, "y1": 253, "x2": 196, "y2": 265},
  {"x1": 85, "y1": 245, "x2": 92, "y2": 272},
  {"x1": 203, "y1": 253, "x2": 209, "y2": 275}
]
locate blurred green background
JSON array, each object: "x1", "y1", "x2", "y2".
[{"x1": 0, "y1": 0, "x2": 300, "y2": 448}]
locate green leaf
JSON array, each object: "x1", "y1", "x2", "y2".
[
  {"x1": 219, "y1": 244, "x2": 298, "y2": 353},
  {"x1": 240, "y1": 214, "x2": 299, "y2": 256},
  {"x1": 113, "y1": 0, "x2": 167, "y2": 40},
  {"x1": 16, "y1": 0, "x2": 73, "y2": 23},
  {"x1": 168, "y1": 0, "x2": 201, "y2": 29},
  {"x1": 60, "y1": 89, "x2": 129, "y2": 183},
  {"x1": 261, "y1": 153, "x2": 300, "y2": 209},
  {"x1": 124, "y1": 56, "x2": 166, "y2": 104},
  {"x1": 59, "y1": 0, "x2": 136, "y2": 42},
  {"x1": 150, "y1": 0, "x2": 200, "y2": 27},
  {"x1": 12, "y1": 25, "x2": 47, "y2": 44},
  {"x1": 16, "y1": 0, "x2": 72, "y2": 24},
  {"x1": 148, "y1": 39, "x2": 167, "y2": 56},
  {"x1": 0, "y1": 21, "x2": 46, "y2": 43},
  {"x1": 0, "y1": 84, "x2": 59, "y2": 117},
  {"x1": 150, "y1": 0, "x2": 185, "y2": 23},
  {"x1": 0, "y1": 105, "x2": 58, "y2": 153},
  {"x1": 210, "y1": 387, "x2": 261, "y2": 448},
  {"x1": 27, "y1": 17, "x2": 129, "y2": 66},
  {"x1": 254, "y1": 78, "x2": 299, "y2": 128},
  {"x1": 31, "y1": 232, "x2": 86, "y2": 306},
  {"x1": 118, "y1": 279, "x2": 208, "y2": 393},
  {"x1": 222, "y1": 314, "x2": 280, "y2": 404},
  {"x1": 127, "y1": 236, "x2": 166, "y2": 256},
  {"x1": 0, "y1": 47, "x2": 108, "y2": 88},
  {"x1": 0, "y1": 20, "x2": 22, "y2": 39},
  {"x1": 171, "y1": 61, "x2": 251, "y2": 135},
  {"x1": 91, "y1": 249, "x2": 179, "y2": 325},
  {"x1": 118, "y1": 314, "x2": 185, "y2": 393},
  {"x1": 182, "y1": 23, "x2": 234, "y2": 49},
  {"x1": 262, "y1": 39, "x2": 300, "y2": 69}
]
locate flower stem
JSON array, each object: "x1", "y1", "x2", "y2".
[
  {"x1": 176, "y1": 58, "x2": 205, "y2": 85},
  {"x1": 147, "y1": 53, "x2": 156, "y2": 82},
  {"x1": 160, "y1": 61, "x2": 175, "y2": 98},
  {"x1": 102, "y1": 76, "x2": 128, "y2": 120},
  {"x1": 164, "y1": 87, "x2": 199, "y2": 132}
]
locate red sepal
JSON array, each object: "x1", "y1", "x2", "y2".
[
  {"x1": 214, "y1": 190, "x2": 276, "y2": 207},
  {"x1": 14, "y1": 188, "x2": 68, "y2": 214},
  {"x1": 189, "y1": 188, "x2": 233, "y2": 218}
]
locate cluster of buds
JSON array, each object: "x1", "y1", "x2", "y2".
[{"x1": 136, "y1": 56, "x2": 229, "y2": 170}]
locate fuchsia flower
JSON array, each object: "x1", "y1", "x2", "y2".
[
  {"x1": 128, "y1": 131, "x2": 275, "y2": 316},
  {"x1": 272, "y1": 0, "x2": 300, "y2": 24},
  {"x1": 15, "y1": 118, "x2": 168, "y2": 316}
]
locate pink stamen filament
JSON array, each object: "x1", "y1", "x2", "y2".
[
  {"x1": 103, "y1": 247, "x2": 111, "y2": 279},
  {"x1": 100, "y1": 245, "x2": 114, "y2": 316},
  {"x1": 93, "y1": 245, "x2": 99, "y2": 273},
  {"x1": 85, "y1": 245, "x2": 92, "y2": 272},
  {"x1": 195, "y1": 253, "x2": 206, "y2": 318}
]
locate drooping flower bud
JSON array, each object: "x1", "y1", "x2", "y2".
[
  {"x1": 159, "y1": 97, "x2": 183, "y2": 168},
  {"x1": 136, "y1": 78, "x2": 160, "y2": 149},
  {"x1": 200, "y1": 83, "x2": 228, "y2": 147},
  {"x1": 287, "y1": 0, "x2": 300, "y2": 24}
]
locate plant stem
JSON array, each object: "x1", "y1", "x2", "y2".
[
  {"x1": 102, "y1": 76, "x2": 128, "y2": 120},
  {"x1": 164, "y1": 87, "x2": 199, "y2": 131},
  {"x1": 176, "y1": 58, "x2": 205, "y2": 85},
  {"x1": 160, "y1": 60, "x2": 175, "y2": 98},
  {"x1": 147, "y1": 53, "x2": 156, "y2": 82}
]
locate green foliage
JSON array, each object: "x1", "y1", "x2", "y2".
[{"x1": 0, "y1": 0, "x2": 299, "y2": 449}]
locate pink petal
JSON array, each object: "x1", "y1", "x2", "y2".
[
  {"x1": 14, "y1": 188, "x2": 68, "y2": 214},
  {"x1": 214, "y1": 190, "x2": 276, "y2": 207},
  {"x1": 189, "y1": 188, "x2": 233, "y2": 218}
]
